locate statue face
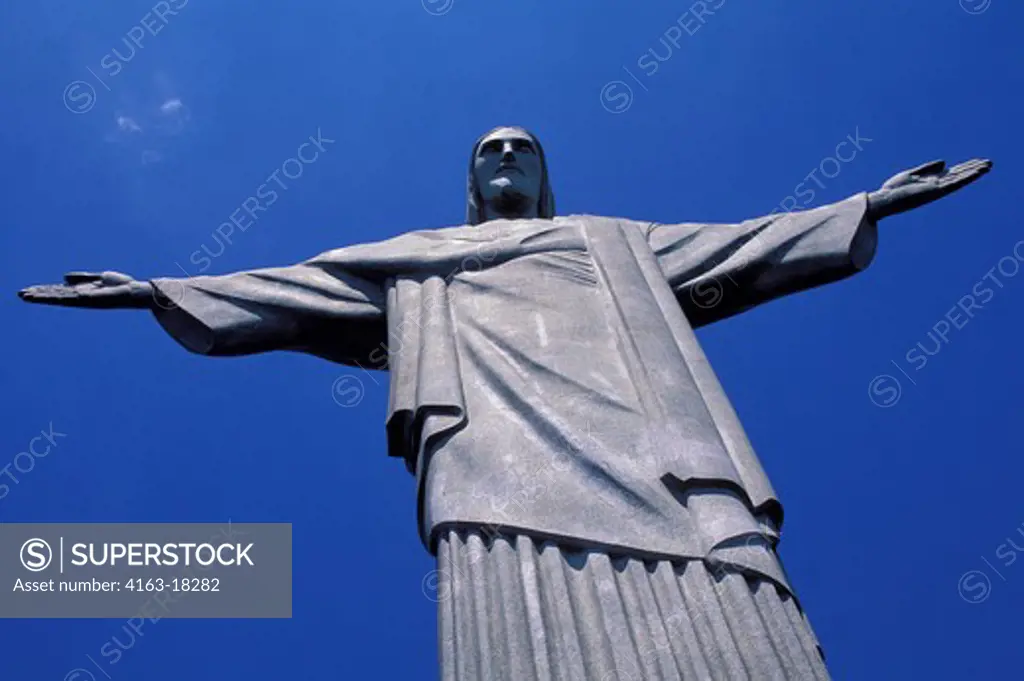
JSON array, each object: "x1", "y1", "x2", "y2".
[{"x1": 473, "y1": 127, "x2": 543, "y2": 214}]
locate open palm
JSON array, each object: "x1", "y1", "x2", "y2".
[
  {"x1": 17, "y1": 271, "x2": 153, "y2": 309},
  {"x1": 868, "y1": 158, "x2": 992, "y2": 220}
]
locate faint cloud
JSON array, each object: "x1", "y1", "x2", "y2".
[
  {"x1": 116, "y1": 115, "x2": 141, "y2": 133},
  {"x1": 157, "y1": 97, "x2": 190, "y2": 134},
  {"x1": 60, "y1": 0, "x2": 192, "y2": 116},
  {"x1": 160, "y1": 98, "x2": 183, "y2": 115},
  {"x1": 102, "y1": 91, "x2": 190, "y2": 166}
]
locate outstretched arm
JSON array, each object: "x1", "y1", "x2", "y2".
[
  {"x1": 650, "y1": 157, "x2": 992, "y2": 327},
  {"x1": 649, "y1": 193, "x2": 877, "y2": 327},
  {"x1": 19, "y1": 260, "x2": 387, "y2": 367}
]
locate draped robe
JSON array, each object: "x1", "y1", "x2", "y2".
[{"x1": 151, "y1": 193, "x2": 876, "y2": 598}]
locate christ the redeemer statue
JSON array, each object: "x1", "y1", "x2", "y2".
[{"x1": 20, "y1": 127, "x2": 990, "y2": 680}]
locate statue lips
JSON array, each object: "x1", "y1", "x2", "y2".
[{"x1": 496, "y1": 164, "x2": 523, "y2": 176}]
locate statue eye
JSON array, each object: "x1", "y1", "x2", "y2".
[
  {"x1": 514, "y1": 141, "x2": 535, "y2": 153},
  {"x1": 481, "y1": 141, "x2": 502, "y2": 154}
]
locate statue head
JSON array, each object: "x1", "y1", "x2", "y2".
[{"x1": 467, "y1": 126, "x2": 556, "y2": 225}]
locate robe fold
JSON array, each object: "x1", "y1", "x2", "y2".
[
  {"x1": 151, "y1": 193, "x2": 876, "y2": 597},
  {"x1": 436, "y1": 528, "x2": 832, "y2": 681}
]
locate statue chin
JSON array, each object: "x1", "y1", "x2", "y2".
[{"x1": 480, "y1": 183, "x2": 537, "y2": 219}]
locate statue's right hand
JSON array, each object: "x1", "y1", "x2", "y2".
[{"x1": 18, "y1": 271, "x2": 154, "y2": 309}]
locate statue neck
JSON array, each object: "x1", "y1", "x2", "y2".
[{"x1": 480, "y1": 194, "x2": 539, "y2": 222}]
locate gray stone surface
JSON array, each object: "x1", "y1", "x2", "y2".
[
  {"x1": 18, "y1": 126, "x2": 991, "y2": 680},
  {"x1": 437, "y1": 528, "x2": 830, "y2": 681}
]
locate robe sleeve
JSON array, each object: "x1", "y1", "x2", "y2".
[
  {"x1": 648, "y1": 192, "x2": 878, "y2": 327},
  {"x1": 149, "y1": 258, "x2": 387, "y2": 368}
]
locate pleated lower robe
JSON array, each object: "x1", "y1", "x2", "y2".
[{"x1": 437, "y1": 529, "x2": 829, "y2": 681}]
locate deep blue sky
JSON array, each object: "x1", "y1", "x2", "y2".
[{"x1": 1, "y1": 1, "x2": 1021, "y2": 679}]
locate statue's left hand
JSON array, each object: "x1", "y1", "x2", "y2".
[{"x1": 867, "y1": 158, "x2": 992, "y2": 221}]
